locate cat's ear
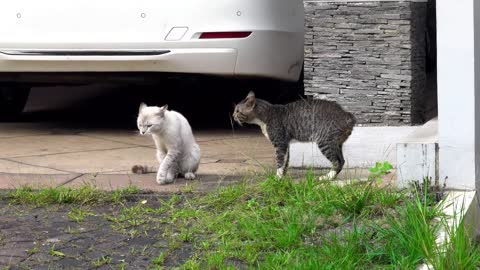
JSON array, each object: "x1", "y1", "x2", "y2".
[
  {"x1": 159, "y1": 104, "x2": 168, "y2": 111},
  {"x1": 139, "y1": 102, "x2": 147, "y2": 112},
  {"x1": 245, "y1": 91, "x2": 256, "y2": 109},
  {"x1": 155, "y1": 104, "x2": 168, "y2": 116}
]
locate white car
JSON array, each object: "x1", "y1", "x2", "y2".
[{"x1": 0, "y1": 0, "x2": 304, "y2": 117}]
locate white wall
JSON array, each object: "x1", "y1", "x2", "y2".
[{"x1": 437, "y1": 0, "x2": 477, "y2": 189}]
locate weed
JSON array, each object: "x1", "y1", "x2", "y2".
[
  {"x1": 110, "y1": 186, "x2": 141, "y2": 203},
  {"x1": 168, "y1": 238, "x2": 182, "y2": 251},
  {"x1": 117, "y1": 262, "x2": 127, "y2": 270},
  {"x1": 152, "y1": 251, "x2": 167, "y2": 266},
  {"x1": 368, "y1": 161, "x2": 393, "y2": 184},
  {"x1": 180, "y1": 258, "x2": 201, "y2": 270},
  {"x1": 68, "y1": 207, "x2": 94, "y2": 222},
  {"x1": 48, "y1": 245, "x2": 65, "y2": 258},
  {"x1": 92, "y1": 256, "x2": 112, "y2": 267},
  {"x1": 411, "y1": 176, "x2": 446, "y2": 205},
  {"x1": 27, "y1": 247, "x2": 38, "y2": 256}
]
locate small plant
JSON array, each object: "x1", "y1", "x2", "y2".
[
  {"x1": 180, "y1": 183, "x2": 195, "y2": 194},
  {"x1": 68, "y1": 208, "x2": 94, "y2": 222},
  {"x1": 27, "y1": 247, "x2": 38, "y2": 256},
  {"x1": 152, "y1": 252, "x2": 167, "y2": 266},
  {"x1": 117, "y1": 262, "x2": 127, "y2": 270},
  {"x1": 368, "y1": 161, "x2": 393, "y2": 184},
  {"x1": 181, "y1": 258, "x2": 201, "y2": 270},
  {"x1": 410, "y1": 176, "x2": 446, "y2": 205},
  {"x1": 179, "y1": 228, "x2": 193, "y2": 242},
  {"x1": 168, "y1": 237, "x2": 182, "y2": 251},
  {"x1": 92, "y1": 256, "x2": 112, "y2": 267},
  {"x1": 109, "y1": 186, "x2": 141, "y2": 203},
  {"x1": 49, "y1": 245, "x2": 65, "y2": 258}
]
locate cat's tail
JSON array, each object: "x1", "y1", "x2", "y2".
[{"x1": 131, "y1": 165, "x2": 157, "y2": 174}]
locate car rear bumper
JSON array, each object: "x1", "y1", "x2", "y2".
[
  {"x1": 0, "y1": 31, "x2": 303, "y2": 82},
  {"x1": 0, "y1": 48, "x2": 239, "y2": 75}
]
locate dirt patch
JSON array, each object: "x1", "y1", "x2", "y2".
[{"x1": 0, "y1": 194, "x2": 194, "y2": 269}]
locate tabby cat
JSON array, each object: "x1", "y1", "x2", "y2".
[{"x1": 233, "y1": 91, "x2": 355, "y2": 180}]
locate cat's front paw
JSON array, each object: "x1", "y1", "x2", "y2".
[
  {"x1": 276, "y1": 168, "x2": 285, "y2": 179},
  {"x1": 318, "y1": 170, "x2": 337, "y2": 181},
  {"x1": 156, "y1": 176, "x2": 174, "y2": 185},
  {"x1": 184, "y1": 172, "x2": 196, "y2": 180},
  {"x1": 156, "y1": 171, "x2": 174, "y2": 185}
]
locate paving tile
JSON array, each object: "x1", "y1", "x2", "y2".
[
  {"x1": 13, "y1": 147, "x2": 219, "y2": 174},
  {"x1": 0, "y1": 159, "x2": 69, "y2": 174},
  {"x1": 0, "y1": 135, "x2": 133, "y2": 158},
  {"x1": 77, "y1": 129, "x2": 259, "y2": 146},
  {"x1": 0, "y1": 123, "x2": 54, "y2": 138},
  {"x1": 0, "y1": 173, "x2": 79, "y2": 189},
  {"x1": 198, "y1": 161, "x2": 270, "y2": 176},
  {"x1": 78, "y1": 131, "x2": 154, "y2": 146},
  {"x1": 289, "y1": 168, "x2": 397, "y2": 187},
  {"x1": 12, "y1": 147, "x2": 156, "y2": 174},
  {"x1": 199, "y1": 136, "x2": 274, "y2": 161},
  {"x1": 194, "y1": 129, "x2": 258, "y2": 142}
]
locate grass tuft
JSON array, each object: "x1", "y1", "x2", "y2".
[{"x1": 4, "y1": 185, "x2": 141, "y2": 206}]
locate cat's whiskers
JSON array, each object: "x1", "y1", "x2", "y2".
[{"x1": 229, "y1": 113, "x2": 237, "y2": 138}]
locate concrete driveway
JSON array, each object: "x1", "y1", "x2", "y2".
[{"x1": 0, "y1": 122, "x2": 277, "y2": 192}]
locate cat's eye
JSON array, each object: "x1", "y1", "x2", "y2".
[{"x1": 146, "y1": 124, "x2": 152, "y2": 128}]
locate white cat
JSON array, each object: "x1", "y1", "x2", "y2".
[{"x1": 134, "y1": 103, "x2": 201, "y2": 185}]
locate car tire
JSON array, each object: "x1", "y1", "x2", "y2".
[{"x1": 0, "y1": 86, "x2": 30, "y2": 120}]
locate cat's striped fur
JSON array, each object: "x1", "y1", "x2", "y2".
[{"x1": 233, "y1": 91, "x2": 355, "y2": 180}]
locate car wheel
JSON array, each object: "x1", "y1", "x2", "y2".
[{"x1": 0, "y1": 86, "x2": 30, "y2": 120}]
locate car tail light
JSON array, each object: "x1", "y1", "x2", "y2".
[{"x1": 199, "y1": 32, "x2": 251, "y2": 39}]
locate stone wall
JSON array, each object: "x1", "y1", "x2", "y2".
[{"x1": 304, "y1": 1, "x2": 428, "y2": 125}]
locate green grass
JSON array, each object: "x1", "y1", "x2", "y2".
[
  {"x1": 152, "y1": 251, "x2": 167, "y2": 266},
  {"x1": 48, "y1": 245, "x2": 65, "y2": 258},
  {"x1": 159, "y1": 172, "x2": 479, "y2": 270},
  {"x1": 173, "y1": 174, "x2": 411, "y2": 269},
  {"x1": 427, "y1": 201, "x2": 480, "y2": 270},
  {"x1": 2, "y1": 169, "x2": 479, "y2": 269},
  {"x1": 92, "y1": 255, "x2": 112, "y2": 267},
  {"x1": 68, "y1": 207, "x2": 95, "y2": 222},
  {"x1": 4, "y1": 185, "x2": 141, "y2": 206}
]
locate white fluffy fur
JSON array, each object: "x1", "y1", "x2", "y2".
[{"x1": 137, "y1": 103, "x2": 201, "y2": 185}]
